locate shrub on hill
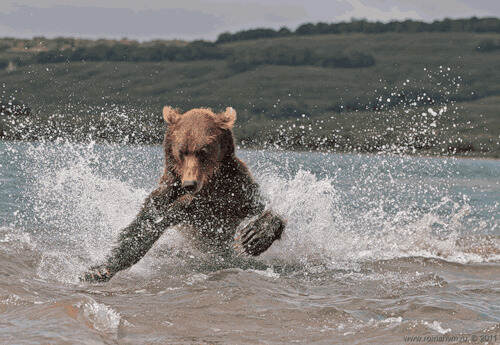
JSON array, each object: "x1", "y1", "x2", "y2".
[
  {"x1": 0, "y1": 58, "x2": 8, "y2": 70},
  {"x1": 476, "y1": 39, "x2": 500, "y2": 52}
]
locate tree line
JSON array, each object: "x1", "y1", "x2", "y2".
[
  {"x1": 227, "y1": 47, "x2": 374, "y2": 72},
  {"x1": 18, "y1": 40, "x2": 377, "y2": 71},
  {"x1": 216, "y1": 17, "x2": 500, "y2": 43},
  {"x1": 34, "y1": 40, "x2": 226, "y2": 64}
]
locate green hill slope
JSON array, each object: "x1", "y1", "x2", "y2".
[{"x1": 0, "y1": 31, "x2": 499, "y2": 157}]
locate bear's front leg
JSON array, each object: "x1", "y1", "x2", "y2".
[
  {"x1": 81, "y1": 187, "x2": 192, "y2": 283},
  {"x1": 233, "y1": 210, "x2": 286, "y2": 256}
]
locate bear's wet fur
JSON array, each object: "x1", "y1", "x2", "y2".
[{"x1": 82, "y1": 106, "x2": 286, "y2": 282}]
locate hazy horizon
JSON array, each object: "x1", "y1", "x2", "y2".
[{"x1": 1, "y1": 0, "x2": 499, "y2": 41}]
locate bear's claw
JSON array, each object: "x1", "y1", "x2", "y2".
[
  {"x1": 80, "y1": 265, "x2": 113, "y2": 283},
  {"x1": 233, "y1": 211, "x2": 285, "y2": 256}
]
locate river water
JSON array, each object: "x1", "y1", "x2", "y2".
[{"x1": 0, "y1": 140, "x2": 498, "y2": 344}]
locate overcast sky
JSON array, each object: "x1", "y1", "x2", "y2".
[{"x1": 0, "y1": 0, "x2": 498, "y2": 41}]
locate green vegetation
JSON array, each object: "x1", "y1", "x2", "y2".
[
  {"x1": 476, "y1": 38, "x2": 500, "y2": 52},
  {"x1": 216, "y1": 17, "x2": 500, "y2": 43},
  {"x1": 0, "y1": 18, "x2": 499, "y2": 158},
  {"x1": 0, "y1": 58, "x2": 8, "y2": 69},
  {"x1": 1, "y1": 36, "x2": 376, "y2": 71},
  {"x1": 226, "y1": 47, "x2": 374, "y2": 72},
  {"x1": 34, "y1": 40, "x2": 228, "y2": 64}
]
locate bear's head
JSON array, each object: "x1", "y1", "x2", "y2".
[{"x1": 162, "y1": 106, "x2": 236, "y2": 193}]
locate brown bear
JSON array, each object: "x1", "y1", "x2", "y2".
[{"x1": 82, "y1": 106, "x2": 286, "y2": 282}]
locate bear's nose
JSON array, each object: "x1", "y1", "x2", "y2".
[{"x1": 182, "y1": 180, "x2": 198, "y2": 192}]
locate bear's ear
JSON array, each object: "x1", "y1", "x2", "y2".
[
  {"x1": 163, "y1": 106, "x2": 180, "y2": 125},
  {"x1": 216, "y1": 107, "x2": 236, "y2": 130}
]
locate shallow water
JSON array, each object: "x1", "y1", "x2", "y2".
[{"x1": 0, "y1": 140, "x2": 499, "y2": 344}]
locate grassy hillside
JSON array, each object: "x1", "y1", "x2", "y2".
[{"x1": 0, "y1": 31, "x2": 499, "y2": 157}]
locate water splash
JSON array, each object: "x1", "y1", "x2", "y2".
[
  {"x1": 75, "y1": 297, "x2": 123, "y2": 333},
  {"x1": 2, "y1": 140, "x2": 499, "y2": 283}
]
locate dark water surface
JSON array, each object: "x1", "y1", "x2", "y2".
[{"x1": 0, "y1": 141, "x2": 499, "y2": 344}]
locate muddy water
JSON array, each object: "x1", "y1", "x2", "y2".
[{"x1": 0, "y1": 141, "x2": 499, "y2": 344}]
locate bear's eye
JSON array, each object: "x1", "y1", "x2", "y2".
[
  {"x1": 200, "y1": 147, "x2": 209, "y2": 155},
  {"x1": 197, "y1": 147, "x2": 209, "y2": 159}
]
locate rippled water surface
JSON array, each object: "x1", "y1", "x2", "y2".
[{"x1": 0, "y1": 140, "x2": 499, "y2": 344}]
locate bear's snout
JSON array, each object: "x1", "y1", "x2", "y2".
[
  {"x1": 180, "y1": 154, "x2": 203, "y2": 193},
  {"x1": 182, "y1": 180, "x2": 198, "y2": 193}
]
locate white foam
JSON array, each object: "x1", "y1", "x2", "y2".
[
  {"x1": 77, "y1": 297, "x2": 122, "y2": 333},
  {"x1": 0, "y1": 226, "x2": 33, "y2": 249},
  {"x1": 366, "y1": 316, "x2": 403, "y2": 328},
  {"x1": 254, "y1": 166, "x2": 499, "y2": 267},
  {"x1": 0, "y1": 294, "x2": 21, "y2": 305},
  {"x1": 247, "y1": 267, "x2": 280, "y2": 278},
  {"x1": 422, "y1": 320, "x2": 452, "y2": 334},
  {"x1": 186, "y1": 273, "x2": 208, "y2": 285},
  {"x1": 380, "y1": 316, "x2": 403, "y2": 325}
]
